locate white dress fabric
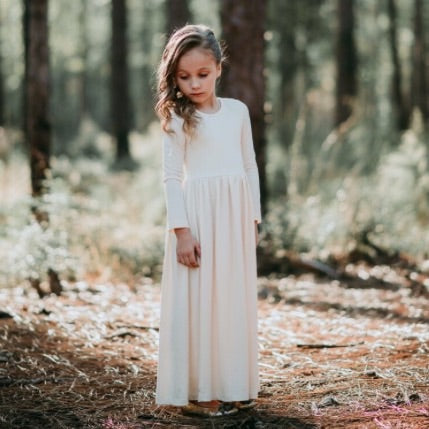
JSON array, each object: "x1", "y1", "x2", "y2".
[{"x1": 155, "y1": 97, "x2": 261, "y2": 406}]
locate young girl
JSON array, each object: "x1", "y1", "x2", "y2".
[{"x1": 155, "y1": 24, "x2": 262, "y2": 417}]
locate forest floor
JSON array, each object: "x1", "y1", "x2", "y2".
[{"x1": 0, "y1": 261, "x2": 428, "y2": 429}]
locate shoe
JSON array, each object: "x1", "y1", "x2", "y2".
[
  {"x1": 233, "y1": 399, "x2": 256, "y2": 409},
  {"x1": 181, "y1": 401, "x2": 239, "y2": 417}
]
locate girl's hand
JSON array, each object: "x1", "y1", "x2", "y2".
[{"x1": 174, "y1": 228, "x2": 201, "y2": 268}]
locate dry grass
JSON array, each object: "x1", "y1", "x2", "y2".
[{"x1": 0, "y1": 265, "x2": 428, "y2": 428}]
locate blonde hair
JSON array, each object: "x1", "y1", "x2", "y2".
[{"x1": 155, "y1": 24, "x2": 225, "y2": 136}]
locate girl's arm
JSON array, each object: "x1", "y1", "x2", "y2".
[
  {"x1": 163, "y1": 118, "x2": 200, "y2": 267},
  {"x1": 162, "y1": 119, "x2": 189, "y2": 231},
  {"x1": 241, "y1": 104, "x2": 262, "y2": 225}
]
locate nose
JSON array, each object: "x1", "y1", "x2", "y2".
[{"x1": 190, "y1": 78, "x2": 200, "y2": 89}]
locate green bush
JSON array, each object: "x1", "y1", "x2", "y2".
[
  {"x1": 0, "y1": 127, "x2": 166, "y2": 288},
  {"x1": 264, "y1": 127, "x2": 429, "y2": 261}
]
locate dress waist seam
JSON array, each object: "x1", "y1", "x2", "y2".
[{"x1": 185, "y1": 172, "x2": 246, "y2": 181}]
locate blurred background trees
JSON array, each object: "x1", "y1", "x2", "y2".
[
  {"x1": 220, "y1": 0, "x2": 268, "y2": 213},
  {"x1": 165, "y1": 0, "x2": 191, "y2": 36},
  {"x1": 335, "y1": 0, "x2": 357, "y2": 127},
  {"x1": 1, "y1": 0, "x2": 429, "y2": 288},
  {"x1": 23, "y1": 0, "x2": 51, "y2": 199},
  {"x1": 111, "y1": 0, "x2": 133, "y2": 167}
]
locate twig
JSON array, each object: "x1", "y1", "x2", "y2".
[
  {"x1": 105, "y1": 330, "x2": 141, "y2": 339},
  {"x1": 296, "y1": 341, "x2": 364, "y2": 349},
  {"x1": 116, "y1": 324, "x2": 159, "y2": 331}
]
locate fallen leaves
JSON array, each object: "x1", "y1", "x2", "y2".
[{"x1": 0, "y1": 268, "x2": 428, "y2": 428}]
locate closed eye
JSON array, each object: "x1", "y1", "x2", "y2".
[{"x1": 178, "y1": 73, "x2": 209, "y2": 80}]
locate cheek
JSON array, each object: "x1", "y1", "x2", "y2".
[{"x1": 177, "y1": 81, "x2": 187, "y2": 91}]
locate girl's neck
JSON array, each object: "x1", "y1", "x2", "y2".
[{"x1": 195, "y1": 96, "x2": 221, "y2": 114}]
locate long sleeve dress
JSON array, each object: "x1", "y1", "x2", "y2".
[{"x1": 155, "y1": 97, "x2": 261, "y2": 406}]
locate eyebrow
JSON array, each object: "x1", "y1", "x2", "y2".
[{"x1": 176, "y1": 67, "x2": 211, "y2": 74}]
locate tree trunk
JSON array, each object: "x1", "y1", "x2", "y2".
[
  {"x1": 24, "y1": 0, "x2": 62, "y2": 295},
  {"x1": 219, "y1": 0, "x2": 268, "y2": 215},
  {"x1": 0, "y1": 5, "x2": 4, "y2": 127},
  {"x1": 111, "y1": 0, "x2": 133, "y2": 165},
  {"x1": 139, "y1": 3, "x2": 157, "y2": 132},
  {"x1": 335, "y1": 0, "x2": 358, "y2": 126},
  {"x1": 387, "y1": 0, "x2": 409, "y2": 131},
  {"x1": 23, "y1": 0, "x2": 30, "y2": 137},
  {"x1": 411, "y1": 0, "x2": 428, "y2": 125},
  {"x1": 269, "y1": 0, "x2": 299, "y2": 198},
  {"x1": 166, "y1": 0, "x2": 191, "y2": 36},
  {"x1": 0, "y1": 46, "x2": 4, "y2": 128},
  {"x1": 79, "y1": 0, "x2": 89, "y2": 120},
  {"x1": 24, "y1": 0, "x2": 51, "y2": 198}
]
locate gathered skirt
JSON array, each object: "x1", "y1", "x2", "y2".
[{"x1": 155, "y1": 173, "x2": 259, "y2": 406}]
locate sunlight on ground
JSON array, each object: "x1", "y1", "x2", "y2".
[{"x1": 0, "y1": 271, "x2": 428, "y2": 428}]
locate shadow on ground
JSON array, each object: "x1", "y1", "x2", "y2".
[{"x1": 0, "y1": 307, "x2": 318, "y2": 429}]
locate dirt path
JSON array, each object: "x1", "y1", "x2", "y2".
[{"x1": 0, "y1": 267, "x2": 428, "y2": 428}]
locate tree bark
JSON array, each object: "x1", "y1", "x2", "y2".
[
  {"x1": 166, "y1": 0, "x2": 191, "y2": 37},
  {"x1": 0, "y1": 5, "x2": 4, "y2": 127},
  {"x1": 23, "y1": 0, "x2": 30, "y2": 138},
  {"x1": 111, "y1": 0, "x2": 132, "y2": 165},
  {"x1": 24, "y1": 0, "x2": 51, "y2": 198},
  {"x1": 387, "y1": 0, "x2": 409, "y2": 130},
  {"x1": 79, "y1": 0, "x2": 89, "y2": 120},
  {"x1": 269, "y1": 0, "x2": 299, "y2": 198},
  {"x1": 411, "y1": 0, "x2": 428, "y2": 125},
  {"x1": 219, "y1": 0, "x2": 268, "y2": 215},
  {"x1": 0, "y1": 48, "x2": 4, "y2": 128},
  {"x1": 335, "y1": 0, "x2": 358, "y2": 126}
]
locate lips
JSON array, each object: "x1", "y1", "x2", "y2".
[{"x1": 190, "y1": 93, "x2": 204, "y2": 96}]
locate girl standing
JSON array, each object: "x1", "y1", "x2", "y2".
[{"x1": 155, "y1": 24, "x2": 262, "y2": 417}]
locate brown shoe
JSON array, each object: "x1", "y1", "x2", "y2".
[
  {"x1": 181, "y1": 401, "x2": 238, "y2": 417},
  {"x1": 234, "y1": 399, "x2": 256, "y2": 409}
]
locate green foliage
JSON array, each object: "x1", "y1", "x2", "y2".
[
  {"x1": 0, "y1": 125, "x2": 166, "y2": 288},
  {"x1": 265, "y1": 124, "x2": 429, "y2": 260},
  {"x1": 0, "y1": 0, "x2": 166, "y2": 151},
  {"x1": 0, "y1": 208, "x2": 77, "y2": 285},
  {"x1": 2, "y1": 123, "x2": 428, "y2": 288}
]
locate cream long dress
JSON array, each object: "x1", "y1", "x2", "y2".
[{"x1": 155, "y1": 97, "x2": 262, "y2": 406}]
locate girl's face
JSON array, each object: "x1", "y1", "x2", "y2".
[{"x1": 175, "y1": 47, "x2": 221, "y2": 110}]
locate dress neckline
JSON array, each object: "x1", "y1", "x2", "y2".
[{"x1": 196, "y1": 98, "x2": 223, "y2": 116}]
